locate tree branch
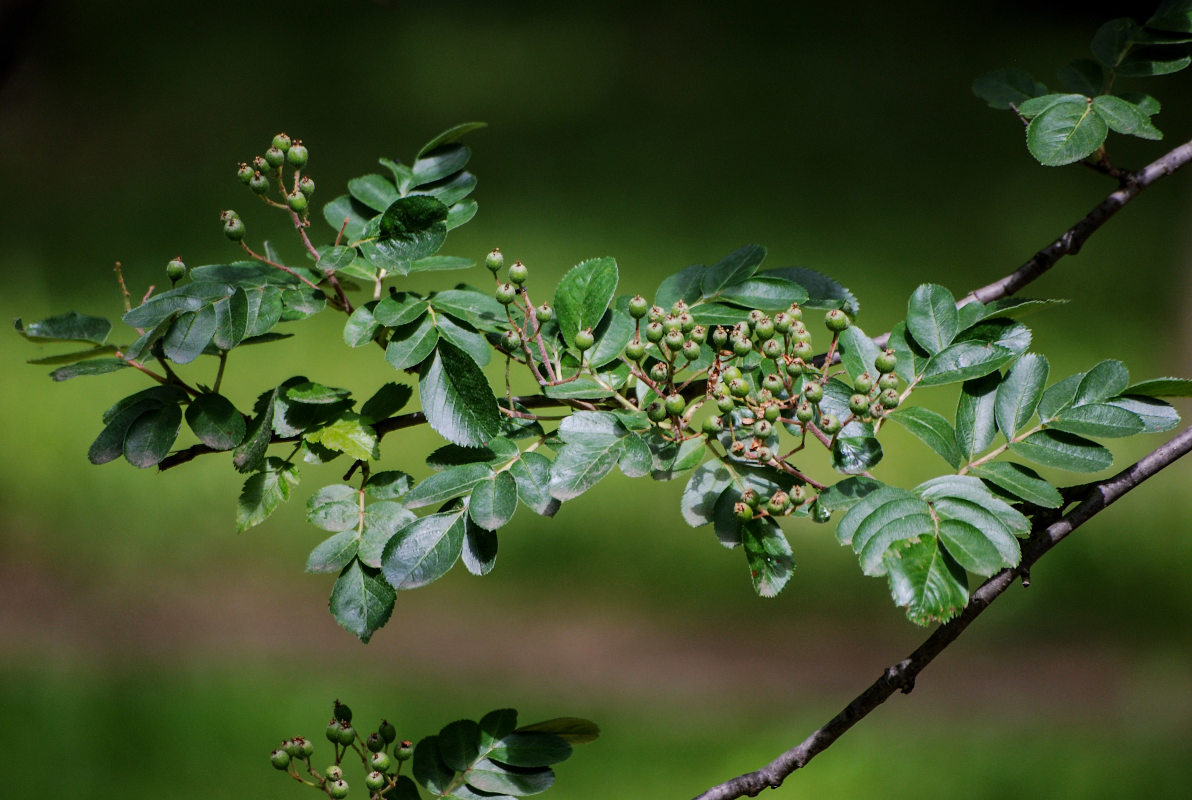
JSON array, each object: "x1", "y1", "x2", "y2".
[{"x1": 691, "y1": 425, "x2": 1192, "y2": 800}]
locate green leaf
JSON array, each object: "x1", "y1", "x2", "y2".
[
  {"x1": 1017, "y1": 92, "x2": 1077, "y2": 118},
  {"x1": 995, "y1": 353, "x2": 1049, "y2": 436},
  {"x1": 1124, "y1": 377, "x2": 1192, "y2": 397},
  {"x1": 349, "y1": 174, "x2": 400, "y2": 213},
  {"x1": 837, "y1": 325, "x2": 881, "y2": 380},
  {"x1": 435, "y1": 314, "x2": 490, "y2": 367},
  {"x1": 1092, "y1": 95, "x2": 1163, "y2": 140},
  {"x1": 814, "y1": 476, "x2": 885, "y2": 517},
  {"x1": 480, "y1": 709, "x2": 520, "y2": 750},
  {"x1": 89, "y1": 400, "x2": 158, "y2": 464},
  {"x1": 1105, "y1": 395, "x2": 1180, "y2": 433},
  {"x1": 680, "y1": 461, "x2": 732, "y2": 527},
  {"x1": 447, "y1": 199, "x2": 478, "y2": 231},
  {"x1": 654, "y1": 263, "x2": 706, "y2": 309},
  {"x1": 1049, "y1": 402, "x2": 1144, "y2": 438},
  {"x1": 1074, "y1": 360, "x2": 1130, "y2": 406},
  {"x1": 1058, "y1": 59, "x2": 1104, "y2": 96},
  {"x1": 386, "y1": 313, "x2": 440, "y2": 370},
  {"x1": 461, "y1": 517, "x2": 498, "y2": 576},
  {"x1": 381, "y1": 509, "x2": 468, "y2": 589},
  {"x1": 361, "y1": 383, "x2": 412, "y2": 424},
  {"x1": 554, "y1": 257, "x2": 619, "y2": 347},
  {"x1": 364, "y1": 470, "x2": 414, "y2": 500},
  {"x1": 413, "y1": 737, "x2": 455, "y2": 797},
  {"x1": 288, "y1": 381, "x2": 352, "y2": 405},
  {"x1": 543, "y1": 377, "x2": 614, "y2": 400},
  {"x1": 438, "y1": 719, "x2": 482, "y2": 772},
  {"x1": 831, "y1": 435, "x2": 883, "y2": 474},
  {"x1": 123, "y1": 282, "x2": 233, "y2": 329},
  {"x1": 48, "y1": 358, "x2": 129, "y2": 381},
  {"x1": 235, "y1": 458, "x2": 299, "y2": 531},
  {"x1": 358, "y1": 501, "x2": 418, "y2": 568},
  {"x1": 887, "y1": 407, "x2": 962, "y2": 468},
  {"x1": 419, "y1": 341, "x2": 501, "y2": 448},
  {"x1": 885, "y1": 322, "x2": 929, "y2": 380},
  {"x1": 700, "y1": 244, "x2": 766, "y2": 297},
  {"x1": 163, "y1": 305, "x2": 217, "y2": 364},
  {"x1": 405, "y1": 463, "x2": 494, "y2": 509},
  {"x1": 1091, "y1": 17, "x2": 1191, "y2": 76},
  {"x1": 343, "y1": 303, "x2": 381, "y2": 347},
  {"x1": 122, "y1": 403, "x2": 182, "y2": 467},
  {"x1": 27, "y1": 344, "x2": 116, "y2": 366},
  {"x1": 375, "y1": 294, "x2": 429, "y2": 327},
  {"x1": 329, "y1": 559, "x2": 395, "y2": 643},
  {"x1": 835, "y1": 485, "x2": 920, "y2": 547},
  {"x1": 1026, "y1": 95, "x2": 1108, "y2": 166},
  {"x1": 1010, "y1": 430, "x2": 1113, "y2": 472},
  {"x1": 905, "y1": 284, "x2": 958, "y2": 355},
  {"x1": 883, "y1": 536, "x2": 968, "y2": 626},
  {"x1": 970, "y1": 462, "x2": 1061, "y2": 508},
  {"x1": 430, "y1": 289, "x2": 509, "y2": 332},
  {"x1": 323, "y1": 194, "x2": 372, "y2": 243},
  {"x1": 16, "y1": 311, "x2": 112, "y2": 344},
  {"x1": 762, "y1": 266, "x2": 858, "y2": 315},
  {"x1": 468, "y1": 471, "x2": 518, "y2": 530},
  {"x1": 645, "y1": 434, "x2": 705, "y2": 481},
  {"x1": 1149, "y1": 0, "x2": 1192, "y2": 33},
  {"x1": 490, "y1": 732, "x2": 573, "y2": 767},
  {"x1": 306, "y1": 530, "x2": 360, "y2": 574},
  {"x1": 409, "y1": 255, "x2": 475, "y2": 274},
  {"x1": 357, "y1": 196, "x2": 449, "y2": 273},
  {"x1": 233, "y1": 388, "x2": 277, "y2": 473},
  {"x1": 466, "y1": 759, "x2": 555, "y2": 796},
  {"x1": 417, "y1": 122, "x2": 487, "y2": 159},
  {"x1": 211, "y1": 288, "x2": 250, "y2": 350},
  {"x1": 587, "y1": 308, "x2": 635, "y2": 368},
  {"x1": 548, "y1": 434, "x2": 624, "y2": 501},
  {"x1": 306, "y1": 484, "x2": 360, "y2": 532},
  {"x1": 514, "y1": 717, "x2": 599, "y2": 744},
  {"x1": 852, "y1": 493, "x2": 935, "y2": 576},
  {"x1": 713, "y1": 276, "x2": 807, "y2": 310},
  {"x1": 1038, "y1": 373, "x2": 1083, "y2": 421},
  {"x1": 306, "y1": 413, "x2": 379, "y2": 461},
  {"x1": 508, "y1": 452, "x2": 561, "y2": 517},
  {"x1": 411, "y1": 170, "x2": 478, "y2": 207},
  {"x1": 742, "y1": 517, "x2": 794, "y2": 598},
  {"x1": 919, "y1": 320, "x2": 1030, "y2": 387},
  {"x1": 934, "y1": 518, "x2": 1005, "y2": 577},
  {"x1": 411, "y1": 144, "x2": 471, "y2": 188},
  {"x1": 185, "y1": 393, "x2": 246, "y2": 450},
  {"x1": 971, "y1": 67, "x2": 1047, "y2": 109}
]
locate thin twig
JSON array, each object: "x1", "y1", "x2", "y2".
[{"x1": 691, "y1": 425, "x2": 1192, "y2": 800}]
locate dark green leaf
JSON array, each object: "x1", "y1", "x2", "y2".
[
  {"x1": 906, "y1": 284, "x2": 958, "y2": 355},
  {"x1": 971, "y1": 67, "x2": 1047, "y2": 109},
  {"x1": 374, "y1": 294, "x2": 429, "y2": 327},
  {"x1": 233, "y1": 388, "x2": 277, "y2": 473},
  {"x1": 357, "y1": 196, "x2": 449, "y2": 273},
  {"x1": 466, "y1": 759, "x2": 554, "y2": 796},
  {"x1": 323, "y1": 194, "x2": 372, "y2": 242},
  {"x1": 995, "y1": 353, "x2": 1049, "y2": 436},
  {"x1": 852, "y1": 494, "x2": 935, "y2": 576},
  {"x1": 409, "y1": 255, "x2": 475, "y2": 274},
  {"x1": 700, "y1": 244, "x2": 767, "y2": 297},
  {"x1": 305, "y1": 413, "x2": 379, "y2": 461},
  {"x1": 514, "y1": 717, "x2": 599, "y2": 744},
  {"x1": 381, "y1": 509, "x2": 468, "y2": 589},
  {"x1": 1049, "y1": 402, "x2": 1144, "y2": 438},
  {"x1": 761, "y1": 266, "x2": 858, "y2": 315},
  {"x1": 461, "y1": 518, "x2": 498, "y2": 576},
  {"x1": 1124, "y1": 377, "x2": 1192, "y2": 397},
  {"x1": 359, "y1": 501, "x2": 417, "y2": 568},
  {"x1": 406, "y1": 463, "x2": 494, "y2": 509},
  {"x1": 835, "y1": 485, "x2": 920, "y2": 547},
  {"x1": 419, "y1": 341, "x2": 501, "y2": 447},
  {"x1": 1026, "y1": 96, "x2": 1108, "y2": 166},
  {"x1": 410, "y1": 170, "x2": 478, "y2": 207},
  {"x1": 917, "y1": 474, "x2": 1030, "y2": 536},
  {"x1": 885, "y1": 322, "x2": 929, "y2": 380},
  {"x1": 554, "y1": 257, "x2": 619, "y2": 347},
  {"x1": 306, "y1": 530, "x2": 360, "y2": 574},
  {"x1": 411, "y1": 143, "x2": 470, "y2": 188},
  {"x1": 680, "y1": 461, "x2": 732, "y2": 527},
  {"x1": 1038, "y1": 373, "x2": 1083, "y2": 421},
  {"x1": 836, "y1": 325, "x2": 881, "y2": 379},
  {"x1": 883, "y1": 536, "x2": 968, "y2": 626},
  {"x1": 235, "y1": 458, "x2": 299, "y2": 531},
  {"x1": 490, "y1": 733, "x2": 572, "y2": 767},
  {"x1": 386, "y1": 313, "x2": 440, "y2": 370},
  {"x1": 645, "y1": 434, "x2": 705, "y2": 481},
  {"x1": 211, "y1": 288, "x2": 250, "y2": 350},
  {"x1": 343, "y1": 303, "x2": 381, "y2": 348},
  {"x1": 1058, "y1": 59, "x2": 1104, "y2": 96},
  {"x1": 976, "y1": 297, "x2": 1068, "y2": 322},
  {"x1": 1105, "y1": 395, "x2": 1180, "y2": 433},
  {"x1": 935, "y1": 518, "x2": 1004, "y2": 577},
  {"x1": 587, "y1": 308, "x2": 635, "y2": 368},
  {"x1": 508, "y1": 452, "x2": 561, "y2": 517},
  {"x1": 548, "y1": 435, "x2": 623, "y2": 501},
  {"x1": 349, "y1": 174, "x2": 400, "y2": 213},
  {"x1": 364, "y1": 470, "x2": 414, "y2": 500},
  {"x1": 185, "y1": 393, "x2": 246, "y2": 450},
  {"x1": 123, "y1": 403, "x2": 182, "y2": 468},
  {"x1": 329, "y1": 560, "x2": 394, "y2": 643},
  {"x1": 417, "y1": 122, "x2": 487, "y2": 159},
  {"x1": 1074, "y1": 360, "x2": 1130, "y2": 406},
  {"x1": 89, "y1": 400, "x2": 159, "y2": 464},
  {"x1": 438, "y1": 719, "x2": 482, "y2": 772},
  {"x1": 413, "y1": 737, "x2": 455, "y2": 797},
  {"x1": 814, "y1": 476, "x2": 885, "y2": 516},
  {"x1": 16, "y1": 312, "x2": 111, "y2": 344},
  {"x1": 361, "y1": 382, "x2": 412, "y2": 423},
  {"x1": 1149, "y1": 0, "x2": 1192, "y2": 33},
  {"x1": 543, "y1": 377, "x2": 614, "y2": 400},
  {"x1": 49, "y1": 357, "x2": 129, "y2": 381},
  {"x1": 742, "y1": 517, "x2": 794, "y2": 598},
  {"x1": 1093, "y1": 95, "x2": 1163, "y2": 140},
  {"x1": 918, "y1": 336, "x2": 1019, "y2": 387},
  {"x1": 654, "y1": 263, "x2": 706, "y2": 309},
  {"x1": 970, "y1": 462, "x2": 1061, "y2": 508},
  {"x1": 187, "y1": 260, "x2": 308, "y2": 286},
  {"x1": 468, "y1": 471, "x2": 517, "y2": 530},
  {"x1": 480, "y1": 709, "x2": 520, "y2": 749},
  {"x1": 1010, "y1": 430, "x2": 1113, "y2": 472},
  {"x1": 27, "y1": 344, "x2": 116, "y2": 366},
  {"x1": 306, "y1": 484, "x2": 360, "y2": 532},
  {"x1": 123, "y1": 282, "x2": 233, "y2": 329},
  {"x1": 887, "y1": 406, "x2": 962, "y2": 468},
  {"x1": 163, "y1": 305, "x2": 217, "y2": 364},
  {"x1": 435, "y1": 314, "x2": 490, "y2": 367},
  {"x1": 430, "y1": 288, "x2": 508, "y2": 332},
  {"x1": 1017, "y1": 92, "x2": 1079, "y2": 118},
  {"x1": 831, "y1": 435, "x2": 883, "y2": 474},
  {"x1": 447, "y1": 199, "x2": 478, "y2": 231},
  {"x1": 287, "y1": 381, "x2": 352, "y2": 405},
  {"x1": 244, "y1": 286, "x2": 284, "y2": 337}
]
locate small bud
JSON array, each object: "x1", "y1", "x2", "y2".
[
  {"x1": 647, "y1": 400, "x2": 668, "y2": 422},
  {"x1": 879, "y1": 371, "x2": 900, "y2": 391},
  {"x1": 682, "y1": 339, "x2": 701, "y2": 360},
  {"x1": 327, "y1": 778, "x2": 349, "y2": 799},
  {"x1": 755, "y1": 445, "x2": 773, "y2": 462},
  {"x1": 165, "y1": 257, "x2": 187, "y2": 283},
  {"x1": 687, "y1": 324, "x2": 707, "y2": 344},
  {"x1": 879, "y1": 388, "x2": 900, "y2": 409},
  {"x1": 711, "y1": 326, "x2": 729, "y2": 349},
  {"x1": 803, "y1": 382, "x2": 824, "y2": 404},
  {"x1": 796, "y1": 401, "x2": 815, "y2": 423},
  {"x1": 701, "y1": 415, "x2": 723, "y2": 435},
  {"x1": 742, "y1": 488, "x2": 761, "y2": 508},
  {"x1": 678, "y1": 311, "x2": 695, "y2": 333},
  {"x1": 850, "y1": 394, "x2": 870, "y2": 415},
  {"x1": 761, "y1": 338, "x2": 783, "y2": 359},
  {"x1": 820, "y1": 413, "x2": 841, "y2": 435},
  {"x1": 787, "y1": 303, "x2": 803, "y2": 321},
  {"x1": 762, "y1": 373, "x2": 784, "y2": 394},
  {"x1": 370, "y1": 751, "x2": 392, "y2": 773},
  {"x1": 366, "y1": 771, "x2": 387, "y2": 791},
  {"x1": 252, "y1": 155, "x2": 268, "y2": 172},
  {"x1": 395, "y1": 741, "x2": 414, "y2": 761},
  {"x1": 223, "y1": 216, "x2": 246, "y2": 242},
  {"x1": 754, "y1": 316, "x2": 775, "y2": 340},
  {"x1": 378, "y1": 720, "x2": 397, "y2": 744},
  {"x1": 773, "y1": 312, "x2": 792, "y2": 334},
  {"x1": 734, "y1": 501, "x2": 754, "y2": 521},
  {"x1": 732, "y1": 336, "x2": 753, "y2": 357},
  {"x1": 728, "y1": 377, "x2": 750, "y2": 398},
  {"x1": 647, "y1": 305, "x2": 666, "y2": 324}
]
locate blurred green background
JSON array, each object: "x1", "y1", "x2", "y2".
[{"x1": 3, "y1": 1, "x2": 1192, "y2": 797}]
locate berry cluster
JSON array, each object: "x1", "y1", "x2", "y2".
[
  {"x1": 270, "y1": 701, "x2": 412, "y2": 799},
  {"x1": 227, "y1": 132, "x2": 316, "y2": 241}
]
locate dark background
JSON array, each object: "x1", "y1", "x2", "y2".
[{"x1": 2, "y1": 2, "x2": 1191, "y2": 797}]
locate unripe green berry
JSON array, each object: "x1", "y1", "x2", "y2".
[
  {"x1": 536, "y1": 303, "x2": 553, "y2": 322},
  {"x1": 508, "y1": 260, "x2": 528, "y2": 284},
  {"x1": 728, "y1": 377, "x2": 750, "y2": 398},
  {"x1": 875, "y1": 348, "x2": 898, "y2": 374},
  {"x1": 756, "y1": 389, "x2": 774, "y2": 404},
  {"x1": 763, "y1": 404, "x2": 780, "y2": 423},
  {"x1": 485, "y1": 248, "x2": 504, "y2": 272},
  {"x1": 803, "y1": 382, "x2": 823, "y2": 403},
  {"x1": 645, "y1": 321, "x2": 664, "y2": 343},
  {"x1": 791, "y1": 323, "x2": 812, "y2": 343},
  {"x1": 878, "y1": 371, "x2": 900, "y2": 391},
  {"x1": 754, "y1": 316, "x2": 775, "y2": 340},
  {"x1": 286, "y1": 142, "x2": 308, "y2": 168},
  {"x1": 336, "y1": 724, "x2": 356, "y2": 745},
  {"x1": 395, "y1": 741, "x2": 413, "y2": 761},
  {"x1": 773, "y1": 311, "x2": 792, "y2": 334},
  {"x1": 716, "y1": 393, "x2": 735, "y2": 413},
  {"x1": 870, "y1": 402, "x2": 885, "y2": 419},
  {"x1": 664, "y1": 329, "x2": 685, "y2": 351},
  {"x1": 223, "y1": 216, "x2": 246, "y2": 242},
  {"x1": 761, "y1": 338, "x2": 783, "y2": 359},
  {"x1": 825, "y1": 309, "x2": 850, "y2": 332},
  {"x1": 730, "y1": 440, "x2": 747, "y2": 456},
  {"x1": 646, "y1": 400, "x2": 667, "y2": 422},
  {"x1": 722, "y1": 365, "x2": 742, "y2": 382},
  {"x1": 299, "y1": 176, "x2": 316, "y2": 197},
  {"x1": 796, "y1": 401, "x2": 814, "y2": 423},
  {"x1": 327, "y1": 778, "x2": 349, "y2": 799},
  {"x1": 762, "y1": 372, "x2": 784, "y2": 394},
  {"x1": 166, "y1": 257, "x2": 187, "y2": 283},
  {"x1": 264, "y1": 146, "x2": 285, "y2": 168},
  {"x1": 732, "y1": 336, "x2": 753, "y2": 357},
  {"x1": 287, "y1": 191, "x2": 308, "y2": 213},
  {"x1": 236, "y1": 163, "x2": 254, "y2": 184},
  {"x1": 625, "y1": 340, "x2": 646, "y2": 361},
  {"x1": 755, "y1": 445, "x2": 773, "y2": 462},
  {"x1": 741, "y1": 488, "x2": 761, "y2": 508},
  {"x1": 711, "y1": 326, "x2": 729, "y2": 349},
  {"x1": 378, "y1": 720, "x2": 396, "y2": 744},
  {"x1": 326, "y1": 766, "x2": 344, "y2": 781},
  {"x1": 283, "y1": 738, "x2": 304, "y2": 758},
  {"x1": 790, "y1": 485, "x2": 808, "y2": 504},
  {"x1": 628, "y1": 295, "x2": 649, "y2": 318},
  {"x1": 701, "y1": 415, "x2": 723, "y2": 435},
  {"x1": 849, "y1": 394, "x2": 870, "y2": 415},
  {"x1": 734, "y1": 501, "x2": 754, "y2": 521},
  {"x1": 785, "y1": 360, "x2": 804, "y2": 377},
  {"x1": 879, "y1": 388, "x2": 900, "y2": 409},
  {"x1": 682, "y1": 339, "x2": 701, "y2": 361},
  {"x1": 791, "y1": 341, "x2": 813, "y2": 360},
  {"x1": 820, "y1": 413, "x2": 841, "y2": 435},
  {"x1": 854, "y1": 372, "x2": 874, "y2": 393},
  {"x1": 574, "y1": 328, "x2": 595, "y2": 351},
  {"x1": 647, "y1": 305, "x2": 666, "y2": 324},
  {"x1": 370, "y1": 751, "x2": 392, "y2": 772},
  {"x1": 787, "y1": 303, "x2": 803, "y2": 321},
  {"x1": 270, "y1": 749, "x2": 291, "y2": 770},
  {"x1": 665, "y1": 393, "x2": 686, "y2": 416},
  {"x1": 649, "y1": 361, "x2": 671, "y2": 383},
  {"x1": 754, "y1": 419, "x2": 773, "y2": 437},
  {"x1": 495, "y1": 283, "x2": 517, "y2": 305},
  {"x1": 366, "y1": 732, "x2": 384, "y2": 752},
  {"x1": 252, "y1": 155, "x2": 268, "y2": 172},
  {"x1": 299, "y1": 738, "x2": 315, "y2": 758},
  {"x1": 767, "y1": 491, "x2": 790, "y2": 515},
  {"x1": 663, "y1": 315, "x2": 681, "y2": 334},
  {"x1": 272, "y1": 133, "x2": 292, "y2": 152},
  {"x1": 502, "y1": 329, "x2": 523, "y2": 351},
  {"x1": 366, "y1": 771, "x2": 387, "y2": 792},
  {"x1": 678, "y1": 311, "x2": 695, "y2": 333},
  {"x1": 687, "y1": 324, "x2": 707, "y2": 344},
  {"x1": 248, "y1": 171, "x2": 269, "y2": 194},
  {"x1": 748, "y1": 309, "x2": 766, "y2": 326}
]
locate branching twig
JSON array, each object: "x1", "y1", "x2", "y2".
[{"x1": 691, "y1": 425, "x2": 1192, "y2": 800}]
